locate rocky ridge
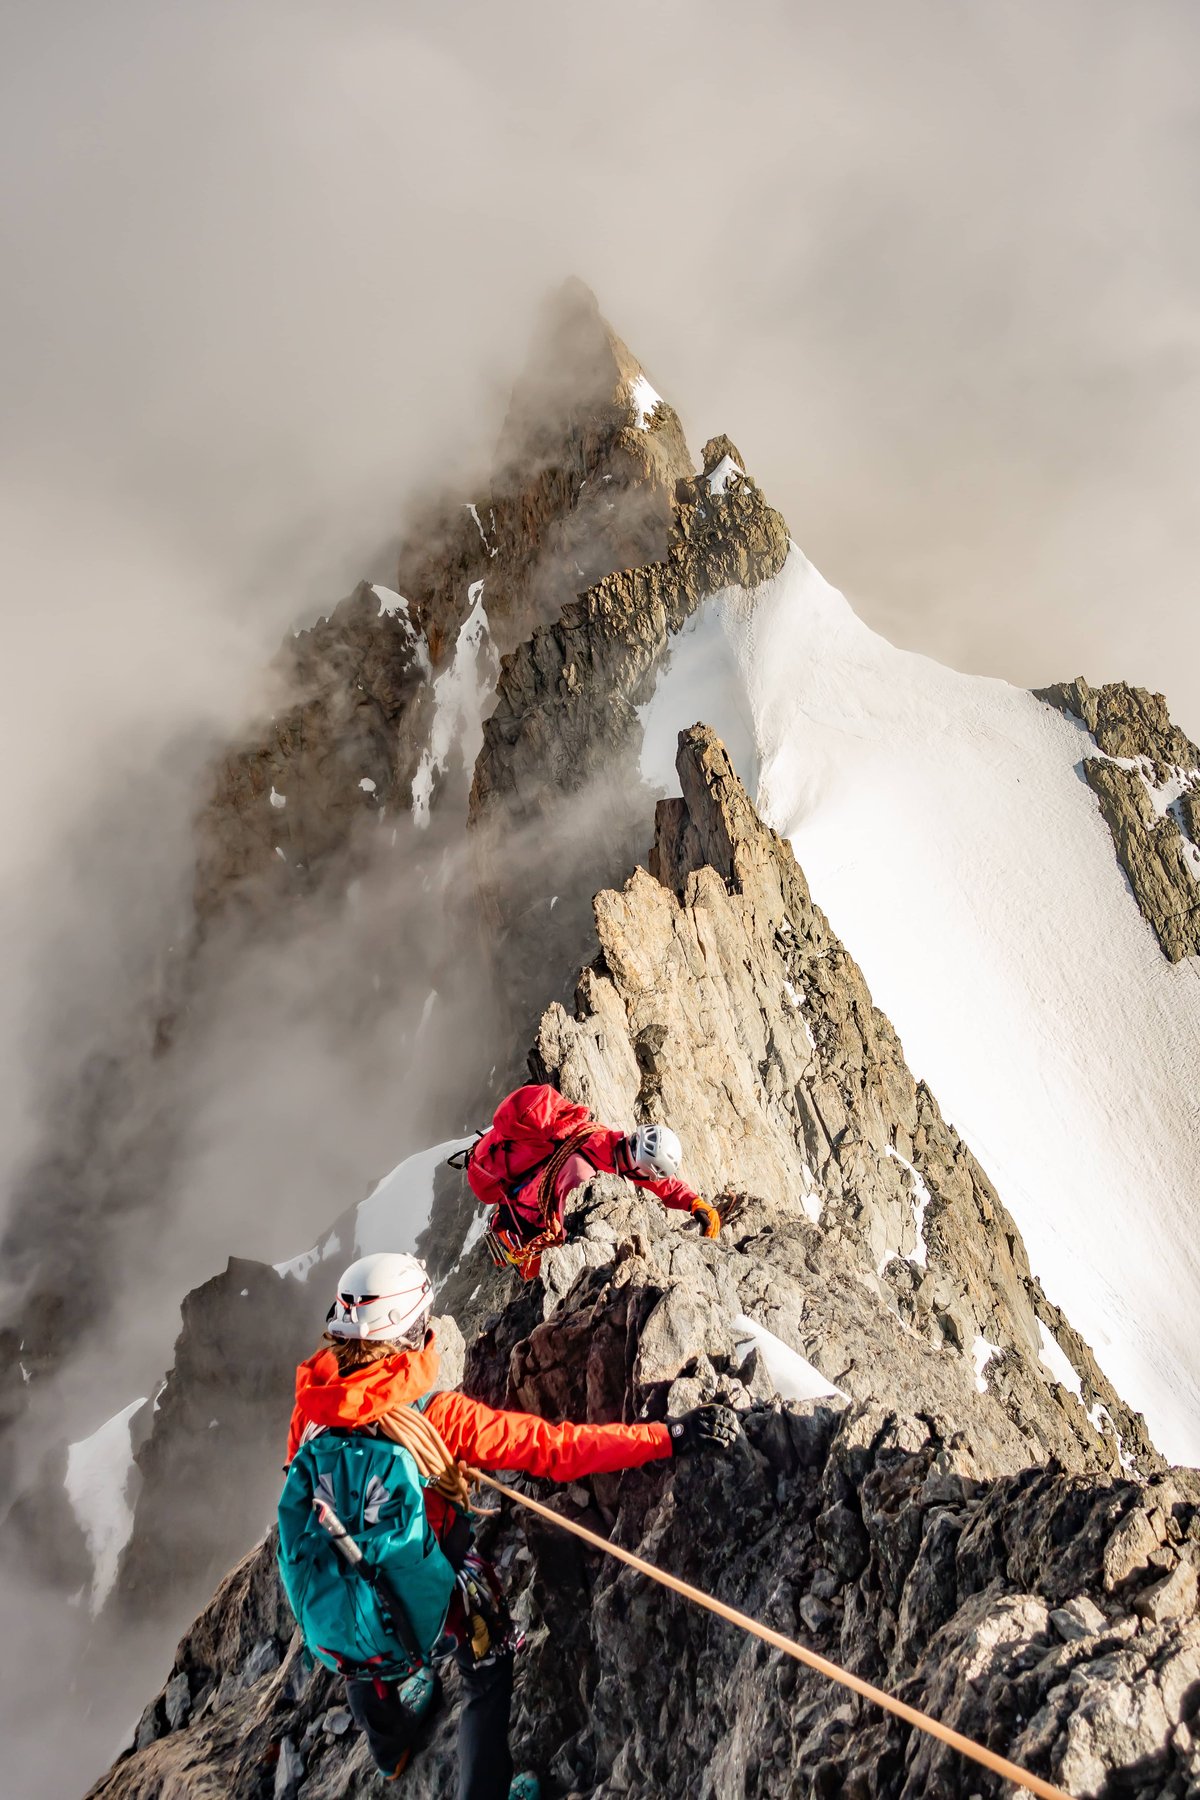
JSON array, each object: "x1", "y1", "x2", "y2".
[
  {"x1": 92, "y1": 731, "x2": 1199, "y2": 1800},
  {"x1": 466, "y1": 431, "x2": 790, "y2": 1020},
  {"x1": 470, "y1": 434, "x2": 789, "y2": 827},
  {"x1": 1038, "y1": 677, "x2": 1200, "y2": 962}
]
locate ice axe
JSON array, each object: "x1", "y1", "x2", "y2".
[{"x1": 312, "y1": 1497, "x2": 426, "y2": 1669}]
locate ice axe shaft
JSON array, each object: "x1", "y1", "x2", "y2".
[
  {"x1": 312, "y1": 1497, "x2": 425, "y2": 1666},
  {"x1": 313, "y1": 1497, "x2": 364, "y2": 1566}
]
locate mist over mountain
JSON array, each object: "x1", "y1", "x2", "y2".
[
  {"x1": 4, "y1": 8, "x2": 1200, "y2": 1798},
  {"x1": 0, "y1": 284, "x2": 1194, "y2": 1798}
]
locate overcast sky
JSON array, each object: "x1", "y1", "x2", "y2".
[
  {"x1": 3, "y1": 4, "x2": 1199, "y2": 758},
  {"x1": 4, "y1": 11, "x2": 1199, "y2": 1781},
  {"x1": 1, "y1": 0, "x2": 1199, "y2": 1178}
]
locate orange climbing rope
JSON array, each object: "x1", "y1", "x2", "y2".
[{"x1": 467, "y1": 1468, "x2": 1074, "y2": 1800}]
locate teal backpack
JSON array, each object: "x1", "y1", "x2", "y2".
[{"x1": 277, "y1": 1419, "x2": 457, "y2": 1678}]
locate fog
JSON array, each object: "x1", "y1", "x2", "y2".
[{"x1": 3, "y1": 1, "x2": 1200, "y2": 1790}]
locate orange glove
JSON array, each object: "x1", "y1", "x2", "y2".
[{"x1": 691, "y1": 1197, "x2": 721, "y2": 1240}]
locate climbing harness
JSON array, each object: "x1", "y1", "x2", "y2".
[{"x1": 465, "y1": 1468, "x2": 1075, "y2": 1800}]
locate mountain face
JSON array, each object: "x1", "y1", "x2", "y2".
[
  {"x1": 9, "y1": 286, "x2": 1200, "y2": 1797},
  {"x1": 91, "y1": 733, "x2": 1199, "y2": 1800},
  {"x1": 637, "y1": 550, "x2": 1200, "y2": 1465}
]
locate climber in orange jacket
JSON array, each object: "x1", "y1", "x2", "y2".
[
  {"x1": 282, "y1": 1251, "x2": 740, "y2": 1800},
  {"x1": 458, "y1": 1083, "x2": 722, "y2": 1278}
]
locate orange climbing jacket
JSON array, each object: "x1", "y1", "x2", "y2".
[{"x1": 285, "y1": 1332, "x2": 672, "y2": 1549}]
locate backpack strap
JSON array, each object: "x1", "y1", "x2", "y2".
[{"x1": 446, "y1": 1135, "x2": 487, "y2": 1172}]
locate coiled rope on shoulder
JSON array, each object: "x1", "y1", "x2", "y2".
[
  {"x1": 466, "y1": 1466, "x2": 1074, "y2": 1800},
  {"x1": 379, "y1": 1406, "x2": 476, "y2": 1511}
]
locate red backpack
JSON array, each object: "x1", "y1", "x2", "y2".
[{"x1": 460, "y1": 1084, "x2": 596, "y2": 1210}]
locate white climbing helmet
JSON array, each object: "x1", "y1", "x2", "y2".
[
  {"x1": 626, "y1": 1123, "x2": 684, "y2": 1181},
  {"x1": 328, "y1": 1252, "x2": 433, "y2": 1344}
]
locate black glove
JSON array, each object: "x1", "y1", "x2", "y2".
[{"x1": 666, "y1": 1404, "x2": 741, "y2": 1457}]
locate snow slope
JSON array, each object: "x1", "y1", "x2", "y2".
[
  {"x1": 642, "y1": 545, "x2": 1200, "y2": 1463},
  {"x1": 273, "y1": 1138, "x2": 472, "y2": 1285},
  {"x1": 354, "y1": 1138, "x2": 472, "y2": 1256}
]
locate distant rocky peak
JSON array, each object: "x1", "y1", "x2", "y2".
[
  {"x1": 465, "y1": 279, "x2": 694, "y2": 657},
  {"x1": 494, "y1": 277, "x2": 681, "y2": 469},
  {"x1": 1041, "y1": 675, "x2": 1200, "y2": 772}
]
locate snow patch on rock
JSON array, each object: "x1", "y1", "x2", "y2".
[
  {"x1": 628, "y1": 372, "x2": 662, "y2": 429},
  {"x1": 274, "y1": 1228, "x2": 341, "y2": 1285},
  {"x1": 65, "y1": 1398, "x2": 145, "y2": 1613},
  {"x1": 1038, "y1": 1319, "x2": 1084, "y2": 1400},
  {"x1": 973, "y1": 1334, "x2": 1002, "y2": 1393},
  {"x1": 706, "y1": 453, "x2": 744, "y2": 497},
  {"x1": 886, "y1": 1146, "x2": 931, "y2": 1268},
  {"x1": 411, "y1": 582, "x2": 497, "y2": 828},
  {"x1": 733, "y1": 1313, "x2": 848, "y2": 1403},
  {"x1": 372, "y1": 585, "x2": 413, "y2": 623},
  {"x1": 464, "y1": 503, "x2": 497, "y2": 558}
]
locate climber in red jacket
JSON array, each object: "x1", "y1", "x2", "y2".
[
  {"x1": 284, "y1": 1251, "x2": 739, "y2": 1800},
  {"x1": 459, "y1": 1083, "x2": 722, "y2": 1278}
]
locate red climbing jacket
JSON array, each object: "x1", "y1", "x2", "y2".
[
  {"x1": 285, "y1": 1333, "x2": 671, "y2": 1549},
  {"x1": 466, "y1": 1083, "x2": 700, "y2": 1223}
]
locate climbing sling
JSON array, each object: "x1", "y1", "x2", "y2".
[
  {"x1": 466, "y1": 1468, "x2": 1075, "y2": 1800},
  {"x1": 476, "y1": 1128, "x2": 597, "y2": 1280}
]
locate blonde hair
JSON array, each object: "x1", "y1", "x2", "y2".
[{"x1": 320, "y1": 1330, "x2": 422, "y2": 1373}]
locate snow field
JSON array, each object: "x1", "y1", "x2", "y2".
[{"x1": 642, "y1": 544, "x2": 1200, "y2": 1462}]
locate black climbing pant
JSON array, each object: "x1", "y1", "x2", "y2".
[
  {"x1": 345, "y1": 1649, "x2": 514, "y2": 1799},
  {"x1": 457, "y1": 1651, "x2": 515, "y2": 1800}
]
